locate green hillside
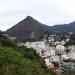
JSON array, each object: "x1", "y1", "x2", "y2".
[{"x1": 0, "y1": 33, "x2": 53, "y2": 75}]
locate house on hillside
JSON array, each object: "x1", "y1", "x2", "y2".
[{"x1": 56, "y1": 44, "x2": 66, "y2": 55}]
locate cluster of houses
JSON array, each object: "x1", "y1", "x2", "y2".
[{"x1": 18, "y1": 33, "x2": 75, "y2": 73}]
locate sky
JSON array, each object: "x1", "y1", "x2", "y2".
[{"x1": 0, "y1": 0, "x2": 75, "y2": 31}]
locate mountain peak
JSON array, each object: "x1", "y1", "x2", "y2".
[
  {"x1": 6, "y1": 16, "x2": 49, "y2": 41},
  {"x1": 26, "y1": 16, "x2": 34, "y2": 21}
]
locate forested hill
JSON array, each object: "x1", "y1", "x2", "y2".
[
  {"x1": 49, "y1": 21, "x2": 75, "y2": 32},
  {"x1": 0, "y1": 33, "x2": 53, "y2": 75}
]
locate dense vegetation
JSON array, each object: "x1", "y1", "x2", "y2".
[
  {"x1": 65, "y1": 33, "x2": 75, "y2": 46},
  {"x1": 0, "y1": 33, "x2": 53, "y2": 75}
]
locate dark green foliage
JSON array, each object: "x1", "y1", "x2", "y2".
[
  {"x1": 1, "y1": 39, "x2": 16, "y2": 47},
  {"x1": 65, "y1": 33, "x2": 75, "y2": 46},
  {"x1": 0, "y1": 34, "x2": 53, "y2": 75},
  {"x1": 0, "y1": 33, "x2": 18, "y2": 49},
  {"x1": 0, "y1": 47, "x2": 52, "y2": 75},
  {"x1": 18, "y1": 46, "x2": 47, "y2": 69}
]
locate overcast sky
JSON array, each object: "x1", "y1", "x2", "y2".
[{"x1": 0, "y1": 0, "x2": 75, "y2": 31}]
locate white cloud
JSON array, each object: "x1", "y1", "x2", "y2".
[{"x1": 0, "y1": 0, "x2": 75, "y2": 31}]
